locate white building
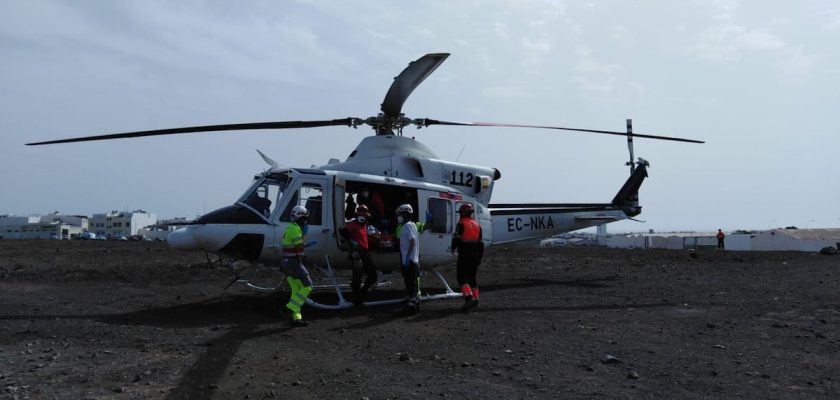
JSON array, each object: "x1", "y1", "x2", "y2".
[
  {"x1": 0, "y1": 213, "x2": 88, "y2": 240},
  {"x1": 89, "y1": 210, "x2": 157, "y2": 238},
  {"x1": 603, "y1": 229, "x2": 840, "y2": 252}
]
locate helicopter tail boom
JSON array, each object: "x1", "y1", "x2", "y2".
[{"x1": 487, "y1": 163, "x2": 648, "y2": 245}]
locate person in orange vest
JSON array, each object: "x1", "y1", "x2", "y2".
[
  {"x1": 343, "y1": 205, "x2": 377, "y2": 307},
  {"x1": 451, "y1": 203, "x2": 484, "y2": 309},
  {"x1": 716, "y1": 229, "x2": 725, "y2": 249}
]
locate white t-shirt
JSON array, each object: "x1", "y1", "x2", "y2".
[{"x1": 399, "y1": 221, "x2": 420, "y2": 264}]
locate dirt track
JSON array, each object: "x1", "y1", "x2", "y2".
[{"x1": 1, "y1": 240, "x2": 839, "y2": 399}]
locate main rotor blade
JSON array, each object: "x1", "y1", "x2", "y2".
[
  {"x1": 425, "y1": 120, "x2": 704, "y2": 143},
  {"x1": 381, "y1": 53, "x2": 450, "y2": 119},
  {"x1": 26, "y1": 118, "x2": 356, "y2": 145}
]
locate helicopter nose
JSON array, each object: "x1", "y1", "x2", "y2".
[{"x1": 167, "y1": 226, "x2": 200, "y2": 250}]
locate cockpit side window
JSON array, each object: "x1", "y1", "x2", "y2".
[
  {"x1": 240, "y1": 174, "x2": 289, "y2": 220},
  {"x1": 279, "y1": 183, "x2": 324, "y2": 225}
]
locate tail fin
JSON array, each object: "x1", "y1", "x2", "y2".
[{"x1": 611, "y1": 163, "x2": 648, "y2": 216}]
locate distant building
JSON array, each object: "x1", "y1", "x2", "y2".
[
  {"x1": 602, "y1": 229, "x2": 840, "y2": 252},
  {"x1": 89, "y1": 210, "x2": 157, "y2": 238},
  {"x1": 0, "y1": 213, "x2": 88, "y2": 240},
  {"x1": 137, "y1": 217, "x2": 190, "y2": 241}
]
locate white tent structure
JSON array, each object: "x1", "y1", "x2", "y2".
[
  {"x1": 602, "y1": 229, "x2": 840, "y2": 252},
  {"x1": 746, "y1": 229, "x2": 840, "y2": 252}
]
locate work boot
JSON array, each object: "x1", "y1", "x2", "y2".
[
  {"x1": 461, "y1": 284, "x2": 473, "y2": 301},
  {"x1": 403, "y1": 298, "x2": 418, "y2": 315},
  {"x1": 290, "y1": 317, "x2": 309, "y2": 328}
]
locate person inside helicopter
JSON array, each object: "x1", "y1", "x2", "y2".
[
  {"x1": 357, "y1": 187, "x2": 385, "y2": 231},
  {"x1": 245, "y1": 189, "x2": 272, "y2": 218}
]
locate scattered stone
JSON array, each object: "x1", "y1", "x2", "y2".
[
  {"x1": 461, "y1": 362, "x2": 472, "y2": 367},
  {"x1": 398, "y1": 353, "x2": 411, "y2": 362},
  {"x1": 291, "y1": 380, "x2": 301, "y2": 386},
  {"x1": 112, "y1": 386, "x2": 126, "y2": 393},
  {"x1": 713, "y1": 344, "x2": 726, "y2": 349},
  {"x1": 601, "y1": 354, "x2": 621, "y2": 364},
  {"x1": 627, "y1": 370, "x2": 640, "y2": 379}
]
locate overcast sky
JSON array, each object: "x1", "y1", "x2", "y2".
[{"x1": 1, "y1": 0, "x2": 838, "y2": 232}]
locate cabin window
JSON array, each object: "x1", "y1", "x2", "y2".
[
  {"x1": 427, "y1": 198, "x2": 451, "y2": 234},
  {"x1": 280, "y1": 183, "x2": 324, "y2": 225}
]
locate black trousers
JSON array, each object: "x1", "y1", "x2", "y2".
[
  {"x1": 401, "y1": 260, "x2": 420, "y2": 299},
  {"x1": 717, "y1": 239, "x2": 725, "y2": 249},
  {"x1": 351, "y1": 249, "x2": 377, "y2": 295},
  {"x1": 456, "y1": 243, "x2": 483, "y2": 288}
]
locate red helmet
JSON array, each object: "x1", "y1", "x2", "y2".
[
  {"x1": 355, "y1": 204, "x2": 371, "y2": 217},
  {"x1": 458, "y1": 203, "x2": 474, "y2": 215}
]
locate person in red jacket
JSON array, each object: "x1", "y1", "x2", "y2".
[
  {"x1": 717, "y1": 229, "x2": 725, "y2": 249},
  {"x1": 451, "y1": 203, "x2": 484, "y2": 309},
  {"x1": 343, "y1": 205, "x2": 377, "y2": 306}
]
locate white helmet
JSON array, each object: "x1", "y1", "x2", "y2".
[
  {"x1": 397, "y1": 204, "x2": 413, "y2": 215},
  {"x1": 290, "y1": 205, "x2": 309, "y2": 222}
]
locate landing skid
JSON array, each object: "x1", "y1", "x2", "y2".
[{"x1": 219, "y1": 253, "x2": 462, "y2": 310}]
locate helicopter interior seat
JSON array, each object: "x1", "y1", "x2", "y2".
[
  {"x1": 304, "y1": 196, "x2": 322, "y2": 225},
  {"x1": 245, "y1": 193, "x2": 272, "y2": 218}
]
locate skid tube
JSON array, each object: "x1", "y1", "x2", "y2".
[
  {"x1": 305, "y1": 255, "x2": 463, "y2": 310},
  {"x1": 222, "y1": 254, "x2": 463, "y2": 310}
]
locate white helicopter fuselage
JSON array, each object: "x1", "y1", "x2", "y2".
[{"x1": 168, "y1": 135, "x2": 646, "y2": 270}]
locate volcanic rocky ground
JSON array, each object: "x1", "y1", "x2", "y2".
[{"x1": 1, "y1": 240, "x2": 839, "y2": 400}]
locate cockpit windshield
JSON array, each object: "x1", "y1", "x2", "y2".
[{"x1": 239, "y1": 172, "x2": 290, "y2": 219}]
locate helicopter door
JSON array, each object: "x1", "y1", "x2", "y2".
[
  {"x1": 418, "y1": 192, "x2": 454, "y2": 263},
  {"x1": 333, "y1": 177, "x2": 350, "y2": 250}
]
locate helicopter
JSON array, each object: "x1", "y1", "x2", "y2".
[{"x1": 27, "y1": 53, "x2": 703, "y2": 309}]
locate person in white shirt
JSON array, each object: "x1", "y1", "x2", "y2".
[{"x1": 396, "y1": 203, "x2": 420, "y2": 313}]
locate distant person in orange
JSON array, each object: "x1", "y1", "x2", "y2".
[{"x1": 717, "y1": 229, "x2": 725, "y2": 249}]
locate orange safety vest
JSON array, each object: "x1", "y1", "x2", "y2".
[{"x1": 460, "y1": 218, "x2": 481, "y2": 242}]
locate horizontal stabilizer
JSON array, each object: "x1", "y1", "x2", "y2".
[{"x1": 575, "y1": 216, "x2": 619, "y2": 221}]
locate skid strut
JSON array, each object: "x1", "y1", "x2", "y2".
[{"x1": 222, "y1": 254, "x2": 463, "y2": 310}]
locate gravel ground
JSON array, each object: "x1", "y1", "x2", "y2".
[{"x1": 1, "y1": 240, "x2": 839, "y2": 399}]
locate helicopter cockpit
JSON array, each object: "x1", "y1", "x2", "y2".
[
  {"x1": 239, "y1": 172, "x2": 289, "y2": 221},
  {"x1": 234, "y1": 170, "x2": 325, "y2": 228}
]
